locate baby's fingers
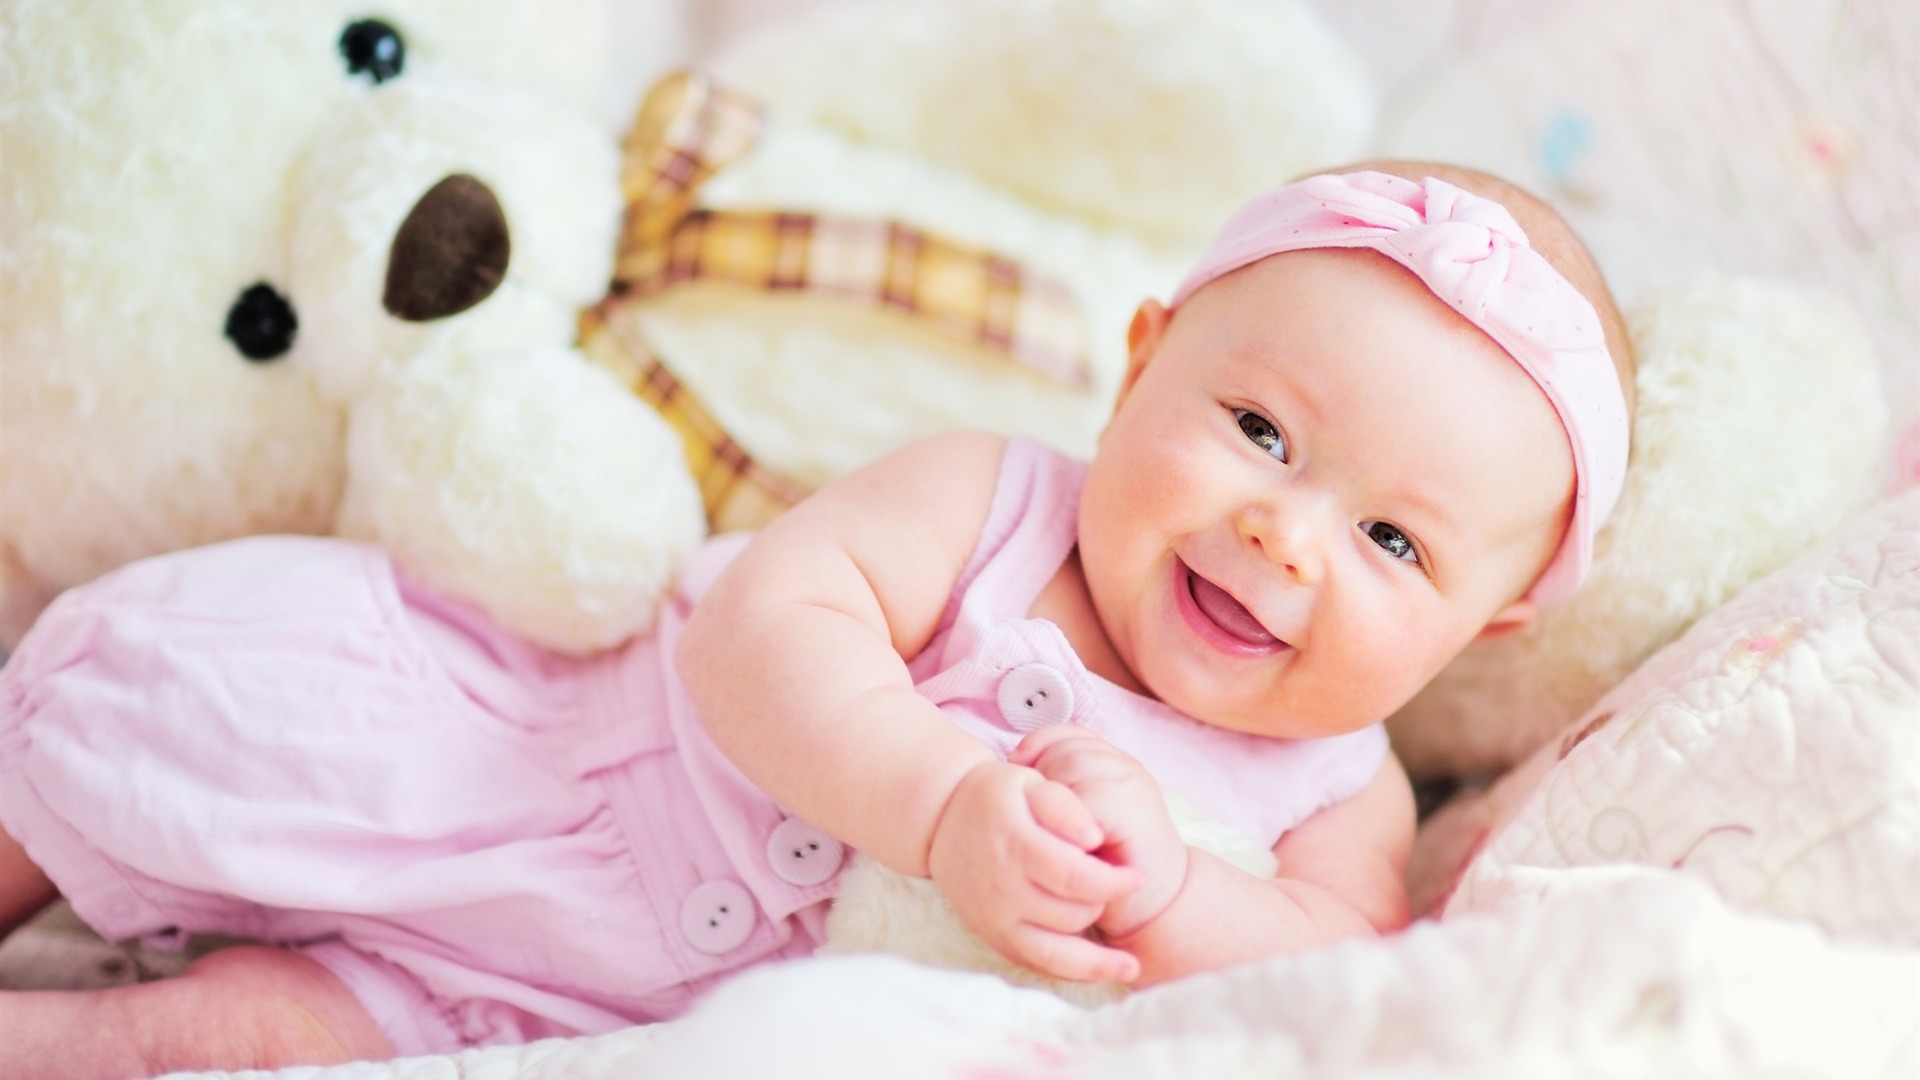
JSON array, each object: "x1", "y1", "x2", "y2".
[
  {"x1": 1025, "y1": 777, "x2": 1102, "y2": 851},
  {"x1": 1009, "y1": 724, "x2": 1098, "y2": 768},
  {"x1": 1004, "y1": 923, "x2": 1140, "y2": 985},
  {"x1": 1023, "y1": 828, "x2": 1140, "y2": 905}
]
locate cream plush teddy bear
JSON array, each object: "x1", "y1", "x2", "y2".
[{"x1": 1, "y1": 0, "x2": 705, "y2": 654}]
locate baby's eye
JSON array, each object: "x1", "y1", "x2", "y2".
[
  {"x1": 1363, "y1": 521, "x2": 1420, "y2": 564},
  {"x1": 1233, "y1": 409, "x2": 1288, "y2": 462}
]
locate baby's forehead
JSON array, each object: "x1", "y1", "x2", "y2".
[{"x1": 1222, "y1": 248, "x2": 1556, "y2": 410}]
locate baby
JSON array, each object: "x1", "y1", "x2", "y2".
[{"x1": 0, "y1": 162, "x2": 1632, "y2": 1076}]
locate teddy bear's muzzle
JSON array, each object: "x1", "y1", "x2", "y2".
[{"x1": 384, "y1": 173, "x2": 510, "y2": 322}]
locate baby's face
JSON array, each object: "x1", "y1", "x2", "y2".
[{"x1": 1077, "y1": 248, "x2": 1575, "y2": 739}]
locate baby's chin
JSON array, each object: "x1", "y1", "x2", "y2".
[
  {"x1": 1215, "y1": 712, "x2": 1382, "y2": 741},
  {"x1": 1150, "y1": 679, "x2": 1381, "y2": 741}
]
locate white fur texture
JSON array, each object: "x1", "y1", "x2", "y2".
[
  {"x1": 0, "y1": 0, "x2": 705, "y2": 652},
  {"x1": 1388, "y1": 276, "x2": 1890, "y2": 776}
]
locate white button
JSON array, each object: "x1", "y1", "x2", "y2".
[
  {"x1": 765, "y1": 818, "x2": 846, "y2": 887},
  {"x1": 996, "y1": 662, "x2": 1075, "y2": 731},
  {"x1": 679, "y1": 879, "x2": 757, "y2": 955}
]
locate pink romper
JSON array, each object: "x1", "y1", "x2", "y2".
[{"x1": 0, "y1": 438, "x2": 1386, "y2": 1054}]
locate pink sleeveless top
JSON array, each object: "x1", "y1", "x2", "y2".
[{"x1": 905, "y1": 437, "x2": 1388, "y2": 845}]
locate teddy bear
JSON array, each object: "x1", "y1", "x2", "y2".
[{"x1": 0, "y1": 0, "x2": 706, "y2": 655}]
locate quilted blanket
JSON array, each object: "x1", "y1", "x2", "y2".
[{"x1": 158, "y1": 489, "x2": 1918, "y2": 1080}]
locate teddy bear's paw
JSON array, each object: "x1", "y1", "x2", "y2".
[{"x1": 335, "y1": 342, "x2": 706, "y2": 653}]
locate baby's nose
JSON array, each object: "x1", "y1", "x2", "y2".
[
  {"x1": 384, "y1": 173, "x2": 509, "y2": 321},
  {"x1": 1240, "y1": 495, "x2": 1334, "y2": 583}
]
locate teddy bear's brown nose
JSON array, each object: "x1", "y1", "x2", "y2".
[{"x1": 384, "y1": 174, "x2": 510, "y2": 322}]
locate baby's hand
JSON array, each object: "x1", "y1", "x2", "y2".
[
  {"x1": 1010, "y1": 727, "x2": 1188, "y2": 941},
  {"x1": 927, "y1": 759, "x2": 1142, "y2": 984}
]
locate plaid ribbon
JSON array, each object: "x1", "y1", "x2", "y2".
[
  {"x1": 582, "y1": 70, "x2": 1093, "y2": 530},
  {"x1": 611, "y1": 71, "x2": 1091, "y2": 389}
]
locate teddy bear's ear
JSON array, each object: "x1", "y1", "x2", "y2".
[{"x1": 1387, "y1": 276, "x2": 1890, "y2": 778}]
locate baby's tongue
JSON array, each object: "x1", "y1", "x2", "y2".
[{"x1": 1190, "y1": 572, "x2": 1275, "y2": 645}]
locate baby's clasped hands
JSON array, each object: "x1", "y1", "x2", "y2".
[
  {"x1": 926, "y1": 735, "x2": 1161, "y2": 985},
  {"x1": 1009, "y1": 726, "x2": 1191, "y2": 944}
]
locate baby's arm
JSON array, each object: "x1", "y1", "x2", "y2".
[
  {"x1": 1015, "y1": 727, "x2": 1414, "y2": 986},
  {"x1": 678, "y1": 432, "x2": 1139, "y2": 982}
]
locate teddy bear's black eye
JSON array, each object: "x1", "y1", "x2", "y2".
[
  {"x1": 339, "y1": 19, "x2": 405, "y2": 84},
  {"x1": 225, "y1": 283, "x2": 298, "y2": 362}
]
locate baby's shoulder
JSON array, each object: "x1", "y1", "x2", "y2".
[
  {"x1": 844, "y1": 429, "x2": 1010, "y2": 533},
  {"x1": 881, "y1": 429, "x2": 1009, "y2": 482}
]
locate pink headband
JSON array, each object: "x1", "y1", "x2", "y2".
[{"x1": 1170, "y1": 170, "x2": 1629, "y2": 608}]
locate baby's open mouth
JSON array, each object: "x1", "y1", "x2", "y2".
[{"x1": 1179, "y1": 561, "x2": 1282, "y2": 651}]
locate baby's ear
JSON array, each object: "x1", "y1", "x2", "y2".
[
  {"x1": 1474, "y1": 599, "x2": 1538, "y2": 641},
  {"x1": 1115, "y1": 300, "x2": 1170, "y2": 409}
]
